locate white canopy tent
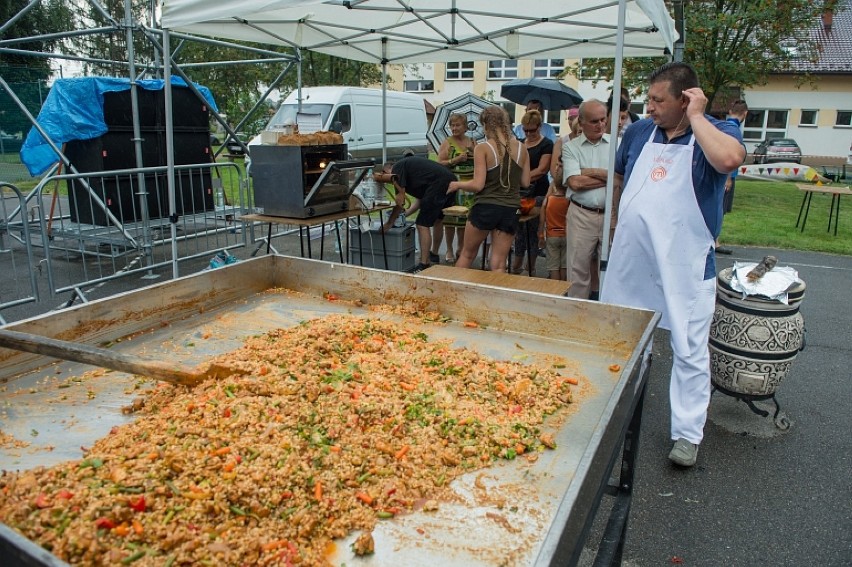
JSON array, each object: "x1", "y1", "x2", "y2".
[
  {"x1": 158, "y1": 0, "x2": 678, "y2": 279},
  {"x1": 160, "y1": 0, "x2": 675, "y2": 63}
]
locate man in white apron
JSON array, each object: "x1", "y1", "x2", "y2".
[{"x1": 601, "y1": 62, "x2": 745, "y2": 467}]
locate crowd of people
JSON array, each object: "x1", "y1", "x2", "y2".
[{"x1": 375, "y1": 61, "x2": 747, "y2": 468}]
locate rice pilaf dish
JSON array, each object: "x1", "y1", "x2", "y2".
[{"x1": 0, "y1": 314, "x2": 577, "y2": 565}]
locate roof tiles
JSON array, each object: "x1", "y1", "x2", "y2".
[{"x1": 786, "y1": 2, "x2": 852, "y2": 74}]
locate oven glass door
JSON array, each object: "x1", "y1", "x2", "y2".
[{"x1": 303, "y1": 159, "x2": 374, "y2": 207}]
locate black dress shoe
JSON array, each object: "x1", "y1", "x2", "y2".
[{"x1": 715, "y1": 247, "x2": 733, "y2": 255}]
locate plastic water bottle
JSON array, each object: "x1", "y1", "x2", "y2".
[
  {"x1": 394, "y1": 212, "x2": 406, "y2": 228},
  {"x1": 359, "y1": 172, "x2": 380, "y2": 209}
]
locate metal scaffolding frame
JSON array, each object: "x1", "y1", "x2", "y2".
[{"x1": 0, "y1": 0, "x2": 302, "y2": 280}]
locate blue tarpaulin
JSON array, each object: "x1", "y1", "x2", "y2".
[{"x1": 21, "y1": 77, "x2": 218, "y2": 177}]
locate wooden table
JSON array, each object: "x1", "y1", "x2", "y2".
[
  {"x1": 242, "y1": 205, "x2": 392, "y2": 263},
  {"x1": 795, "y1": 183, "x2": 852, "y2": 236},
  {"x1": 442, "y1": 205, "x2": 540, "y2": 273},
  {"x1": 419, "y1": 264, "x2": 571, "y2": 295}
]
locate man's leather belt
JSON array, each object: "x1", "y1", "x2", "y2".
[{"x1": 570, "y1": 198, "x2": 605, "y2": 214}]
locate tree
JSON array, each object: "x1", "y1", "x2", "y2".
[
  {"x1": 176, "y1": 45, "x2": 385, "y2": 135},
  {"x1": 5, "y1": 0, "x2": 386, "y2": 137},
  {"x1": 301, "y1": 50, "x2": 384, "y2": 89},
  {"x1": 0, "y1": 0, "x2": 74, "y2": 135},
  {"x1": 569, "y1": 0, "x2": 843, "y2": 109},
  {"x1": 65, "y1": 0, "x2": 384, "y2": 136}
]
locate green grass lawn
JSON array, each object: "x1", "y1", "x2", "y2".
[{"x1": 720, "y1": 180, "x2": 851, "y2": 256}]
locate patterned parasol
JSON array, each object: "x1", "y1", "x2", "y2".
[{"x1": 427, "y1": 93, "x2": 494, "y2": 152}]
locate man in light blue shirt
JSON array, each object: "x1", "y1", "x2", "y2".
[{"x1": 562, "y1": 99, "x2": 611, "y2": 299}]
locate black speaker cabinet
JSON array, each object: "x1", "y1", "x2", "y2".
[
  {"x1": 65, "y1": 86, "x2": 214, "y2": 226},
  {"x1": 154, "y1": 170, "x2": 215, "y2": 217},
  {"x1": 102, "y1": 87, "x2": 209, "y2": 131},
  {"x1": 68, "y1": 175, "x2": 162, "y2": 226},
  {"x1": 65, "y1": 131, "x2": 162, "y2": 172},
  {"x1": 171, "y1": 131, "x2": 212, "y2": 165},
  {"x1": 64, "y1": 137, "x2": 105, "y2": 173},
  {"x1": 164, "y1": 88, "x2": 211, "y2": 130},
  {"x1": 68, "y1": 170, "x2": 214, "y2": 226},
  {"x1": 102, "y1": 89, "x2": 158, "y2": 129}
]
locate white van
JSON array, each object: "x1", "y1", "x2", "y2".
[{"x1": 251, "y1": 86, "x2": 428, "y2": 162}]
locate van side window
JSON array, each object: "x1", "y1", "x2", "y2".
[{"x1": 331, "y1": 105, "x2": 352, "y2": 133}]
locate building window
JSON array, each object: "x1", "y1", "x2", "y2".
[
  {"x1": 446, "y1": 61, "x2": 474, "y2": 80},
  {"x1": 404, "y1": 80, "x2": 434, "y2": 92},
  {"x1": 533, "y1": 59, "x2": 565, "y2": 78},
  {"x1": 497, "y1": 102, "x2": 516, "y2": 122},
  {"x1": 487, "y1": 60, "x2": 518, "y2": 80},
  {"x1": 799, "y1": 110, "x2": 818, "y2": 126},
  {"x1": 743, "y1": 109, "x2": 789, "y2": 141},
  {"x1": 836, "y1": 110, "x2": 852, "y2": 127},
  {"x1": 542, "y1": 110, "x2": 560, "y2": 135}
]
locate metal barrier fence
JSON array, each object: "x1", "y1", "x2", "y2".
[
  {"x1": 0, "y1": 182, "x2": 43, "y2": 324},
  {"x1": 0, "y1": 162, "x2": 251, "y2": 323}
]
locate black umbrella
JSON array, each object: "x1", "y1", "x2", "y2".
[
  {"x1": 427, "y1": 93, "x2": 494, "y2": 152},
  {"x1": 500, "y1": 78, "x2": 583, "y2": 111}
]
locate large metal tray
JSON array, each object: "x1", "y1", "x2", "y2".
[{"x1": 0, "y1": 255, "x2": 658, "y2": 566}]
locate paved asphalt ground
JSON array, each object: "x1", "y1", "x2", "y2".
[
  {"x1": 3, "y1": 235, "x2": 850, "y2": 566},
  {"x1": 580, "y1": 246, "x2": 852, "y2": 567}
]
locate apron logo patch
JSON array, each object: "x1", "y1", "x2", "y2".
[{"x1": 650, "y1": 166, "x2": 667, "y2": 182}]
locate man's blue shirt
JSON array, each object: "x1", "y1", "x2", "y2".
[
  {"x1": 725, "y1": 117, "x2": 743, "y2": 179},
  {"x1": 614, "y1": 115, "x2": 743, "y2": 279}
]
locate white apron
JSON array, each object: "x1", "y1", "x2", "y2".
[{"x1": 602, "y1": 127, "x2": 716, "y2": 443}]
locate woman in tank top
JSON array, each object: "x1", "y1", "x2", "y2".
[
  {"x1": 448, "y1": 106, "x2": 530, "y2": 272},
  {"x1": 437, "y1": 113, "x2": 477, "y2": 264}
]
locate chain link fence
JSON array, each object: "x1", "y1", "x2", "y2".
[{"x1": 0, "y1": 75, "x2": 48, "y2": 185}]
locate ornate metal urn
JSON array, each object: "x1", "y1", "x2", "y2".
[{"x1": 709, "y1": 267, "x2": 805, "y2": 398}]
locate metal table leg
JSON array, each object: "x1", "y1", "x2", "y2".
[
  {"x1": 796, "y1": 192, "x2": 812, "y2": 232},
  {"x1": 335, "y1": 220, "x2": 344, "y2": 263},
  {"x1": 266, "y1": 222, "x2": 272, "y2": 255},
  {"x1": 828, "y1": 194, "x2": 840, "y2": 236},
  {"x1": 525, "y1": 220, "x2": 534, "y2": 277},
  {"x1": 592, "y1": 375, "x2": 646, "y2": 567}
]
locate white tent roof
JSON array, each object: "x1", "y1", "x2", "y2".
[{"x1": 160, "y1": 0, "x2": 676, "y2": 63}]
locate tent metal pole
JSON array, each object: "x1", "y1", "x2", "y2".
[
  {"x1": 179, "y1": 58, "x2": 295, "y2": 69},
  {"x1": 149, "y1": 0, "x2": 162, "y2": 74},
  {"x1": 163, "y1": 29, "x2": 179, "y2": 279},
  {"x1": 297, "y1": 49, "x2": 303, "y2": 114},
  {"x1": 163, "y1": 30, "x2": 298, "y2": 59},
  {"x1": 124, "y1": 0, "x2": 157, "y2": 278},
  {"x1": 600, "y1": 0, "x2": 628, "y2": 285},
  {"x1": 381, "y1": 37, "x2": 388, "y2": 165},
  {"x1": 672, "y1": 0, "x2": 685, "y2": 63}
]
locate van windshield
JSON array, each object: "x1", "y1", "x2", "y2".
[{"x1": 266, "y1": 103, "x2": 333, "y2": 130}]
